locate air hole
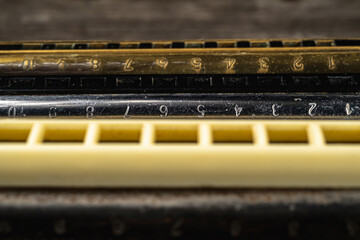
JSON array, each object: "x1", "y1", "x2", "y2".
[
  {"x1": 42, "y1": 44, "x2": 56, "y2": 49},
  {"x1": 302, "y1": 40, "x2": 316, "y2": 47},
  {"x1": 218, "y1": 42, "x2": 235, "y2": 48},
  {"x1": 267, "y1": 125, "x2": 308, "y2": 144},
  {"x1": 335, "y1": 40, "x2": 360, "y2": 46},
  {"x1": 139, "y1": 42, "x2": 153, "y2": 49},
  {"x1": 212, "y1": 125, "x2": 253, "y2": 144},
  {"x1": 99, "y1": 124, "x2": 141, "y2": 143},
  {"x1": 270, "y1": 41, "x2": 283, "y2": 47},
  {"x1": 236, "y1": 41, "x2": 250, "y2": 48},
  {"x1": 250, "y1": 41, "x2": 269, "y2": 47},
  {"x1": 185, "y1": 42, "x2": 204, "y2": 48},
  {"x1": 204, "y1": 42, "x2": 218, "y2": 48},
  {"x1": 315, "y1": 40, "x2": 333, "y2": 46},
  {"x1": 153, "y1": 43, "x2": 171, "y2": 48},
  {"x1": 155, "y1": 125, "x2": 198, "y2": 143},
  {"x1": 322, "y1": 126, "x2": 360, "y2": 144},
  {"x1": 0, "y1": 125, "x2": 31, "y2": 143},
  {"x1": 107, "y1": 43, "x2": 120, "y2": 49},
  {"x1": 283, "y1": 41, "x2": 301, "y2": 47},
  {"x1": 43, "y1": 125, "x2": 87, "y2": 143},
  {"x1": 171, "y1": 42, "x2": 185, "y2": 48},
  {"x1": 0, "y1": 44, "x2": 23, "y2": 50},
  {"x1": 73, "y1": 44, "x2": 88, "y2": 49},
  {"x1": 120, "y1": 43, "x2": 139, "y2": 49}
]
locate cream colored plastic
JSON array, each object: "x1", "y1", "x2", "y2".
[{"x1": 1, "y1": 119, "x2": 360, "y2": 188}]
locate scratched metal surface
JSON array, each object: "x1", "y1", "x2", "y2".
[
  {"x1": 0, "y1": 0, "x2": 359, "y2": 41},
  {"x1": 0, "y1": 189, "x2": 360, "y2": 239}
]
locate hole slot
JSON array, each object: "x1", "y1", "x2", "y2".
[
  {"x1": 99, "y1": 124, "x2": 141, "y2": 143},
  {"x1": 42, "y1": 125, "x2": 87, "y2": 143},
  {"x1": 0, "y1": 124, "x2": 31, "y2": 143},
  {"x1": 335, "y1": 40, "x2": 360, "y2": 46},
  {"x1": 322, "y1": 125, "x2": 360, "y2": 144},
  {"x1": 212, "y1": 125, "x2": 253, "y2": 144},
  {"x1": 267, "y1": 125, "x2": 309, "y2": 144},
  {"x1": 155, "y1": 125, "x2": 198, "y2": 144}
]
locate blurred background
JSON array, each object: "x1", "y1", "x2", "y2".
[{"x1": 0, "y1": 0, "x2": 359, "y2": 41}]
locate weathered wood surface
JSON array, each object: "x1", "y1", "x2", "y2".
[{"x1": 0, "y1": 0, "x2": 359, "y2": 41}]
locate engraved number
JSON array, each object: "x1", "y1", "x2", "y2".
[
  {"x1": 91, "y1": 59, "x2": 100, "y2": 70},
  {"x1": 329, "y1": 56, "x2": 336, "y2": 70},
  {"x1": 86, "y1": 106, "x2": 94, "y2": 118},
  {"x1": 272, "y1": 104, "x2": 280, "y2": 116},
  {"x1": 124, "y1": 59, "x2": 134, "y2": 71},
  {"x1": 159, "y1": 105, "x2": 168, "y2": 117},
  {"x1": 123, "y1": 105, "x2": 130, "y2": 118},
  {"x1": 308, "y1": 103, "x2": 317, "y2": 116},
  {"x1": 156, "y1": 58, "x2": 169, "y2": 69},
  {"x1": 22, "y1": 59, "x2": 35, "y2": 71},
  {"x1": 191, "y1": 57, "x2": 202, "y2": 72},
  {"x1": 234, "y1": 105, "x2": 242, "y2": 117},
  {"x1": 293, "y1": 57, "x2": 304, "y2": 71},
  {"x1": 225, "y1": 58, "x2": 236, "y2": 71},
  {"x1": 346, "y1": 103, "x2": 353, "y2": 116},
  {"x1": 49, "y1": 107, "x2": 57, "y2": 118},
  {"x1": 57, "y1": 59, "x2": 66, "y2": 70},
  {"x1": 7, "y1": 107, "x2": 25, "y2": 118},
  {"x1": 8, "y1": 107, "x2": 16, "y2": 118},
  {"x1": 258, "y1": 57, "x2": 269, "y2": 73},
  {"x1": 197, "y1": 105, "x2": 205, "y2": 118}
]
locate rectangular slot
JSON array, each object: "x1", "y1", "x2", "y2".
[
  {"x1": 328, "y1": 76, "x2": 356, "y2": 86},
  {"x1": 322, "y1": 126, "x2": 360, "y2": 144},
  {"x1": 115, "y1": 77, "x2": 141, "y2": 88},
  {"x1": 99, "y1": 124, "x2": 141, "y2": 143},
  {"x1": 222, "y1": 76, "x2": 248, "y2": 86},
  {"x1": 270, "y1": 41, "x2": 283, "y2": 47},
  {"x1": 250, "y1": 41, "x2": 269, "y2": 48},
  {"x1": 217, "y1": 42, "x2": 235, "y2": 48},
  {"x1": 212, "y1": 125, "x2": 253, "y2": 144},
  {"x1": 155, "y1": 125, "x2": 198, "y2": 143},
  {"x1": 292, "y1": 76, "x2": 320, "y2": 86},
  {"x1": 236, "y1": 41, "x2": 250, "y2": 48},
  {"x1": 152, "y1": 77, "x2": 177, "y2": 87},
  {"x1": 9, "y1": 77, "x2": 35, "y2": 88},
  {"x1": 335, "y1": 39, "x2": 360, "y2": 46},
  {"x1": 139, "y1": 42, "x2": 153, "y2": 49},
  {"x1": 185, "y1": 42, "x2": 204, "y2": 48},
  {"x1": 302, "y1": 40, "x2": 316, "y2": 47},
  {"x1": 80, "y1": 77, "x2": 106, "y2": 88},
  {"x1": 267, "y1": 125, "x2": 308, "y2": 144},
  {"x1": 257, "y1": 76, "x2": 283, "y2": 86},
  {"x1": 171, "y1": 42, "x2": 185, "y2": 48},
  {"x1": 107, "y1": 43, "x2": 120, "y2": 49},
  {"x1": 204, "y1": 41, "x2": 218, "y2": 48},
  {"x1": 187, "y1": 77, "x2": 211, "y2": 87},
  {"x1": 41, "y1": 44, "x2": 56, "y2": 49},
  {"x1": 0, "y1": 125, "x2": 31, "y2": 143},
  {"x1": 0, "y1": 44, "x2": 22, "y2": 50},
  {"x1": 73, "y1": 44, "x2": 88, "y2": 49},
  {"x1": 43, "y1": 125, "x2": 87, "y2": 143},
  {"x1": 45, "y1": 77, "x2": 70, "y2": 88}
]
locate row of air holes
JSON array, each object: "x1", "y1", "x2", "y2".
[
  {"x1": 1, "y1": 40, "x2": 360, "y2": 50},
  {"x1": 1, "y1": 123, "x2": 360, "y2": 145}
]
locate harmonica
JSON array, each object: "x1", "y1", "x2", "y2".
[{"x1": 1, "y1": 39, "x2": 360, "y2": 119}]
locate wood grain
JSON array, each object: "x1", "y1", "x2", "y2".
[{"x1": 0, "y1": 0, "x2": 359, "y2": 41}]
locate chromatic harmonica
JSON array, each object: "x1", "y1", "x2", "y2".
[{"x1": 1, "y1": 39, "x2": 360, "y2": 118}]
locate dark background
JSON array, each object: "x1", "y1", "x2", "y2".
[{"x1": 0, "y1": 0, "x2": 359, "y2": 41}]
